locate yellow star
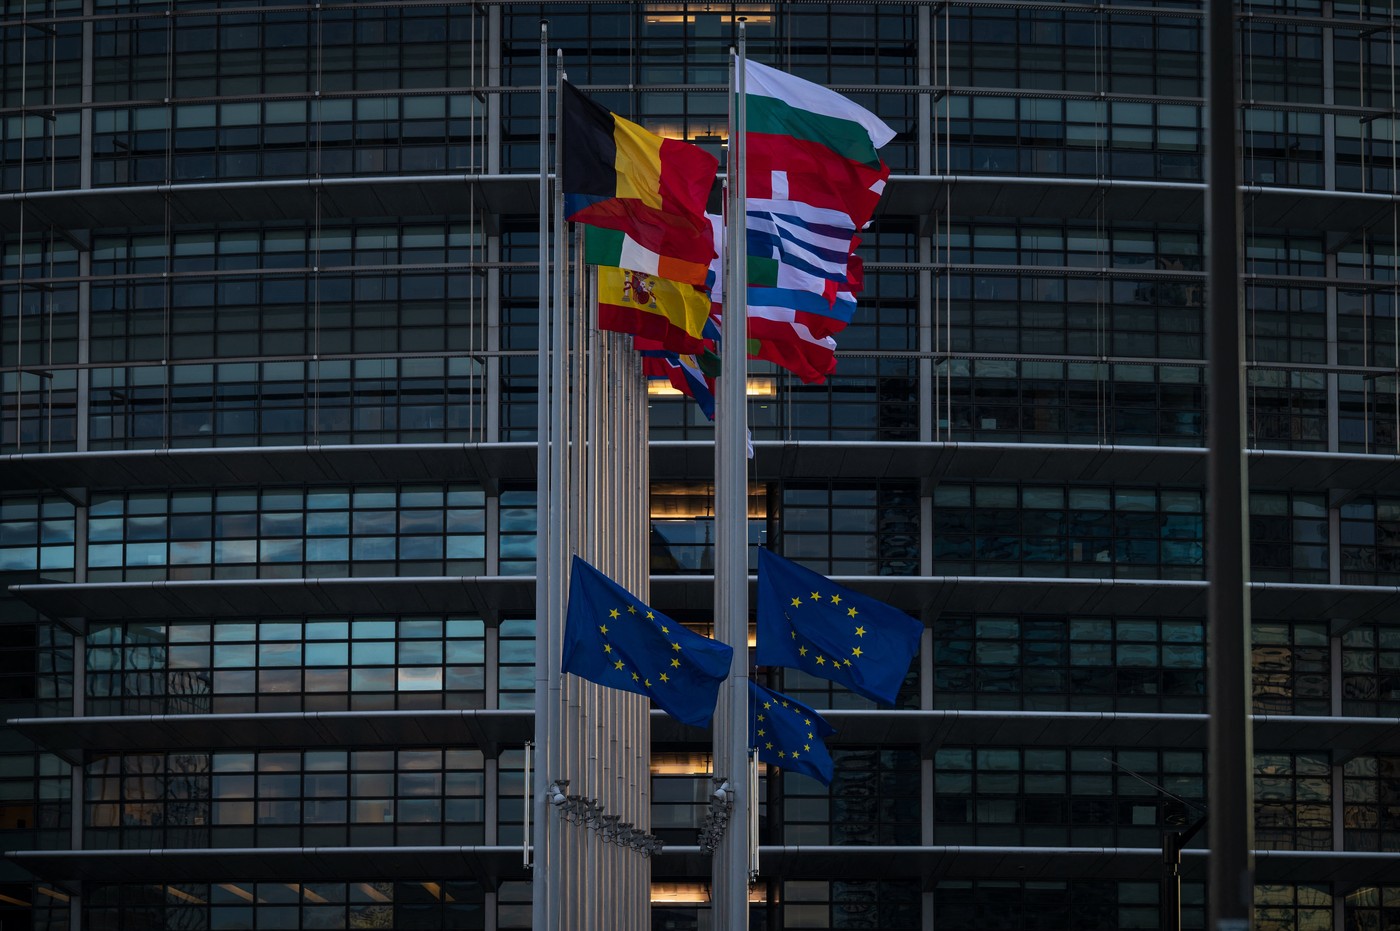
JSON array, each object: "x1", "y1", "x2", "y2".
[
  {"x1": 804, "y1": 718, "x2": 812, "y2": 725},
  {"x1": 644, "y1": 678, "x2": 652, "y2": 687},
  {"x1": 614, "y1": 660, "x2": 625, "y2": 670},
  {"x1": 765, "y1": 742, "x2": 773, "y2": 750},
  {"x1": 660, "y1": 673, "x2": 669, "y2": 683},
  {"x1": 781, "y1": 700, "x2": 789, "y2": 707},
  {"x1": 627, "y1": 605, "x2": 637, "y2": 614},
  {"x1": 798, "y1": 646, "x2": 809, "y2": 657},
  {"x1": 815, "y1": 656, "x2": 826, "y2": 665},
  {"x1": 599, "y1": 624, "x2": 609, "y2": 635},
  {"x1": 810, "y1": 591, "x2": 821, "y2": 602},
  {"x1": 778, "y1": 751, "x2": 786, "y2": 759},
  {"x1": 792, "y1": 751, "x2": 800, "y2": 759},
  {"x1": 854, "y1": 625, "x2": 866, "y2": 638},
  {"x1": 843, "y1": 658, "x2": 852, "y2": 667},
  {"x1": 609, "y1": 609, "x2": 620, "y2": 619},
  {"x1": 807, "y1": 732, "x2": 814, "y2": 739},
  {"x1": 763, "y1": 702, "x2": 772, "y2": 710},
  {"x1": 660, "y1": 625, "x2": 669, "y2": 634},
  {"x1": 631, "y1": 672, "x2": 639, "y2": 681},
  {"x1": 830, "y1": 594, "x2": 842, "y2": 605},
  {"x1": 804, "y1": 744, "x2": 811, "y2": 752},
  {"x1": 790, "y1": 630, "x2": 797, "y2": 639},
  {"x1": 671, "y1": 642, "x2": 681, "y2": 652},
  {"x1": 671, "y1": 658, "x2": 680, "y2": 668},
  {"x1": 646, "y1": 611, "x2": 655, "y2": 620},
  {"x1": 757, "y1": 714, "x2": 765, "y2": 721},
  {"x1": 848, "y1": 607, "x2": 859, "y2": 618},
  {"x1": 790, "y1": 597, "x2": 803, "y2": 608},
  {"x1": 852, "y1": 646, "x2": 863, "y2": 658},
  {"x1": 603, "y1": 644, "x2": 612, "y2": 653},
  {"x1": 757, "y1": 728, "x2": 765, "y2": 737}
]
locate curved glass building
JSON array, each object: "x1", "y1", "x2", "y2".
[{"x1": 2, "y1": 1, "x2": 1399, "y2": 928}]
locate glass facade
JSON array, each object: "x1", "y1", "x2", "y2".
[{"x1": 3, "y1": 1, "x2": 1399, "y2": 929}]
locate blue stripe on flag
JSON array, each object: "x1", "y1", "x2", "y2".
[{"x1": 748, "y1": 287, "x2": 856, "y2": 324}]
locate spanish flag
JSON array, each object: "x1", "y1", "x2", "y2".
[
  {"x1": 596, "y1": 266, "x2": 712, "y2": 356},
  {"x1": 562, "y1": 82, "x2": 718, "y2": 272}
]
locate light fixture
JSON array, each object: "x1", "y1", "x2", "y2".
[{"x1": 547, "y1": 779, "x2": 569, "y2": 807}]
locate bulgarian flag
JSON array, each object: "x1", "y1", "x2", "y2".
[{"x1": 744, "y1": 60, "x2": 896, "y2": 230}]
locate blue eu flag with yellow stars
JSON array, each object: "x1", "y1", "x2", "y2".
[
  {"x1": 749, "y1": 680, "x2": 836, "y2": 785},
  {"x1": 756, "y1": 547, "x2": 922, "y2": 705},
  {"x1": 562, "y1": 556, "x2": 733, "y2": 728}
]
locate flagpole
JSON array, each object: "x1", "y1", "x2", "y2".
[
  {"x1": 714, "y1": 22, "x2": 751, "y2": 931},
  {"x1": 531, "y1": 20, "x2": 555, "y2": 931},
  {"x1": 550, "y1": 47, "x2": 570, "y2": 931}
]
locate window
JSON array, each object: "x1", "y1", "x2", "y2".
[
  {"x1": 933, "y1": 614, "x2": 1206, "y2": 713},
  {"x1": 86, "y1": 749, "x2": 486, "y2": 850},
  {"x1": 86, "y1": 617, "x2": 487, "y2": 715}
]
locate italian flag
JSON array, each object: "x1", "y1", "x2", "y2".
[{"x1": 744, "y1": 59, "x2": 896, "y2": 230}]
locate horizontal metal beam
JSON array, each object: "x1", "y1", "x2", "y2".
[
  {"x1": 4, "y1": 845, "x2": 530, "y2": 889},
  {"x1": 11, "y1": 574, "x2": 1400, "y2": 627},
  {"x1": 16, "y1": 842, "x2": 1386, "y2": 889},
  {"x1": 6, "y1": 173, "x2": 1400, "y2": 235},
  {"x1": 7, "y1": 709, "x2": 534, "y2": 763},
  {"x1": 17, "y1": 707, "x2": 1397, "y2": 763},
  {"x1": 0, "y1": 442, "x2": 538, "y2": 498},
  {"x1": 7, "y1": 442, "x2": 1400, "y2": 498},
  {"x1": 7, "y1": 576, "x2": 536, "y2": 631}
]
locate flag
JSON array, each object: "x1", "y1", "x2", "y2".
[
  {"x1": 561, "y1": 81, "x2": 718, "y2": 268},
  {"x1": 749, "y1": 680, "x2": 836, "y2": 786},
  {"x1": 755, "y1": 548, "x2": 922, "y2": 705},
  {"x1": 746, "y1": 202, "x2": 859, "y2": 288},
  {"x1": 563, "y1": 556, "x2": 733, "y2": 728},
  {"x1": 746, "y1": 284, "x2": 856, "y2": 340},
  {"x1": 597, "y1": 265, "x2": 713, "y2": 355},
  {"x1": 584, "y1": 226, "x2": 710, "y2": 288},
  {"x1": 744, "y1": 59, "x2": 896, "y2": 230},
  {"x1": 640, "y1": 348, "x2": 717, "y2": 420},
  {"x1": 746, "y1": 318, "x2": 838, "y2": 385}
]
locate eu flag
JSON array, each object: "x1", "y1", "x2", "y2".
[
  {"x1": 749, "y1": 680, "x2": 836, "y2": 786},
  {"x1": 755, "y1": 547, "x2": 922, "y2": 705},
  {"x1": 563, "y1": 556, "x2": 733, "y2": 728}
]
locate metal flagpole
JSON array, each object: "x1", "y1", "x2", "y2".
[
  {"x1": 549, "y1": 46, "x2": 570, "y2": 931},
  {"x1": 530, "y1": 20, "x2": 554, "y2": 931},
  {"x1": 1205, "y1": 0, "x2": 1254, "y2": 924},
  {"x1": 713, "y1": 23, "x2": 751, "y2": 930}
]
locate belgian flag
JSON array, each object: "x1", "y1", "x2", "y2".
[{"x1": 561, "y1": 82, "x2": 718, "y2": 277}]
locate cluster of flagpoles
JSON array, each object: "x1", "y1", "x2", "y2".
[
  {"x1": 531, "y1": 31, "x2": 654, "y2": 931},
  {"x1": 530, "y1": 18, "x2": 910, "y2": 928},
  {"x1": 529, "y1": 30, "x2": 760, "y2": 929}
]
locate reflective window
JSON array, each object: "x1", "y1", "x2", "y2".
[
  {"x1": 781, "y1": 747, "x2": 919, "y2": 846},
  {"x1": 83, "y1": 880, "x2": 485, "y2": 930},
  {"x1": 1342, "y1": 756, "x2": 1400, "y2": 853},
  {"x1": 86, "y1": 749, "x2": 487, "y2": 849},
  {"x1": 83, "y1": 485, "x2": 485, "y2": 581},
  {"x1": 933, "y1": 484, "x2": 1205, "y2": 579},
  {"x1": 933, "y1": 747, "x2": 1205, "y2": 848},
  {"x1": 86, "y1": 617, "x2": 486, "y2": 715},
  {"x1": 933, "y1": 614, "x2": 1205, "y2": 713},
  {"x1": 1341, "y1": 626, "x2": 1400, "y2": 717},
  {"x1": 1255, "y1": 753, "x2": 1332, "y2": 851}
]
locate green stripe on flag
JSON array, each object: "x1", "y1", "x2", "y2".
[
  {"x1": 746, "y1": 95, "x2": 883, "y2": 169},
  {"x1": 748, "y1": 255, "x2": 780, "y2": 287},
  {"x1": 584, "y1": 226, "x2": 625, "y2": 266}
]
